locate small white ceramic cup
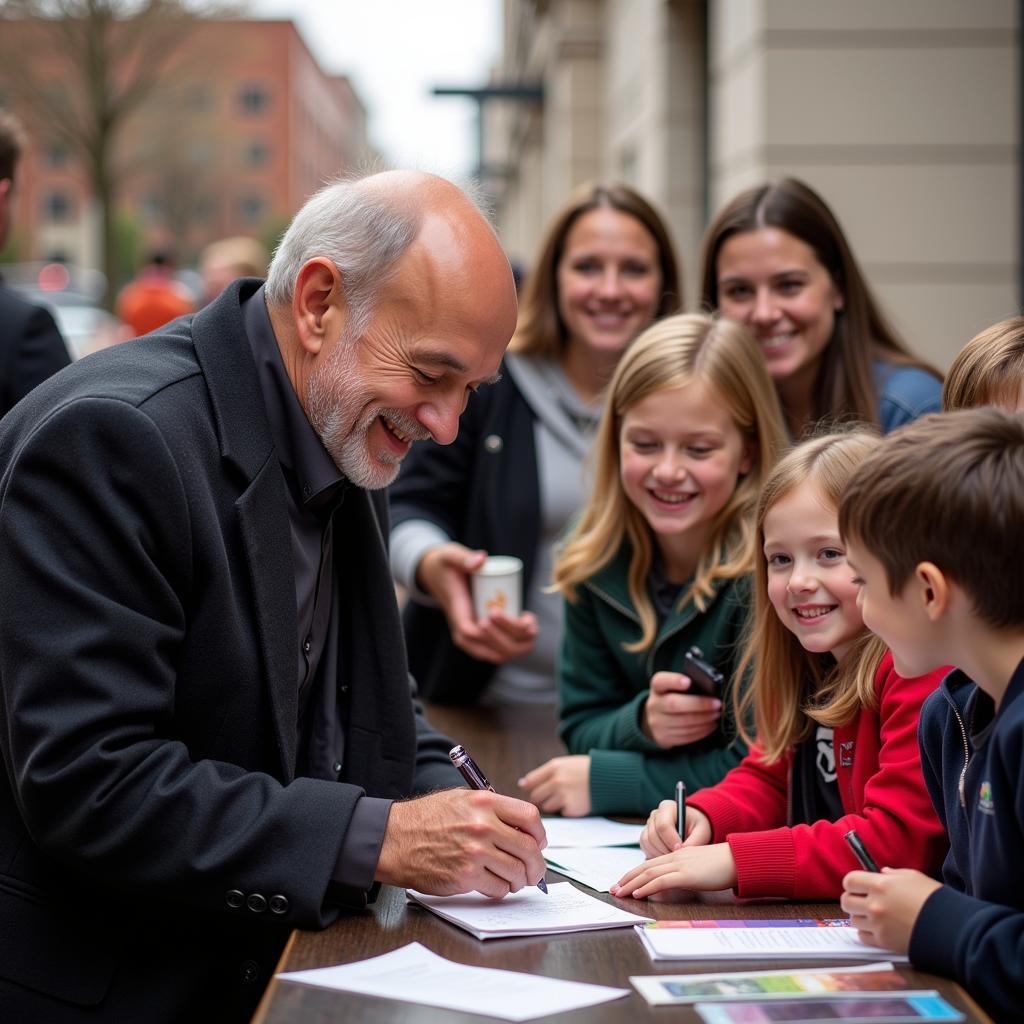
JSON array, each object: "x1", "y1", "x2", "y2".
[{"x1": 471, "y1": 555, "x2": 524, "y2": 620}]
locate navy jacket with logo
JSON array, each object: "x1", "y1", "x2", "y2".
[{"x1": 911, "y1": 659, "x2": 1024, "y2": 1022}]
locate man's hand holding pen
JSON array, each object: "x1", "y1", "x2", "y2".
[{"x1": 375, "y1": 788, "x2": 548, "y2": 899}]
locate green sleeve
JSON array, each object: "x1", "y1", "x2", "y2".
[{"x1": 557, "y1": 589, "x2": 662, "y2": 756}]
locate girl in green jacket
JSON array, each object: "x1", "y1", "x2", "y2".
[{"x1": 519, "y1": 313, "x2": 788, "y2": 815}]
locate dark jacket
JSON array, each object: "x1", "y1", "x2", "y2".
[
  {"x1": 910, "y1": 661, "x2": 1024, "y2": 1023},
  {"x1": 0, "y1": 280, "x2": 71, "y2": 416},
  {"x1": 389, "y1": 365, "x2": 540, "y2": 704},
  {"x1": 558, "y1": 544, "x2": 751, "y2": 814},
  {"x1": 0, "y1": 280, "x2": 459, "y2": 1023}
]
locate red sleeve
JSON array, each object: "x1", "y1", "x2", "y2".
[
  {"x1": 725, "y1": 653, "x2": 948, "y2": 899},
  {"x1": 687, "y1": 744, "x2": 791, "y2": 838}
]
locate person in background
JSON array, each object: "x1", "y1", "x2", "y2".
[
  {"x1": 700, "y1": 177, "x2": 940, "y2": 438},
  {"x1": 615, "y1": 430, "x2": 946, "y2": 901},
  {"x1": 116, "y1": 250, "x2": 194, "y2": 337},
  {"x1": 942, "y1": 314, "x2": 1024, "y2": 412},
  {"x1": 839, "y1": 409, "x2": 1024, "y2": 1023},
  {"x1": 519, "y1": 314, "x2": 786, "y2": 816},
  {"x1": 0, "y1": 171, "x2": 545, "y2": 1023},
  {"x1": 200, "y1": 235, "x2": 269, "y2": 305},
  {"x1": 390, "y1": 181, "x2": 681, "y2": 706},
  {"x1": 0, "y1": 109, "x2": 71, "y2": 415}
]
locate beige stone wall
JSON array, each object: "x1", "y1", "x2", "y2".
[
  {"x1": 491, "y1": 0, "x2": 1019, "y2": 368},
  {"x1": 708, "y1": 0, "x2": 1020, "y2": 368}
]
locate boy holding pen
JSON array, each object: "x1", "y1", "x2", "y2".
[{"x1": 839, "y1": 408, "x2": 1024, "y2": 1022}]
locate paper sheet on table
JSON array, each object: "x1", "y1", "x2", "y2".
[
  {"x1": 278, "y1": 942, "x2": 630, "y2": 1021},
  {"x1": 542, "y1": 816, "x2": 644, "y2": 847},
  {"x1": 636, "y1": 921, "x2": 909, "y2": 962},
  {"x1": 544, "y1": 844, "x2": 644, "y2": 892},
  {"x1": 406, "y1": 881, "x2": 653, "y2": 939}
]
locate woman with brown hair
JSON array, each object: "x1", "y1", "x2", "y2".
[
  {"x1": 701, "y1": 177, "x2": 940, "y2": 438},
  {"x1": 390, "y1": 181, "x2": 681, "y2": 706}
]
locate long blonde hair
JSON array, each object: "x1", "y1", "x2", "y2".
[
  {"x1": 553, "y1": 313, "x2": 787, "y2": 651},
  {"x1": 734, "y1": 429, "x2": 887, "y2": 763}
]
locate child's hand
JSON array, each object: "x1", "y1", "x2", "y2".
[
  {"x1": 840, "y1": 867, "x2": 941, "y2": 953},
  {"x1": 640, "y1": 799, "x2": 712, "y2": 857},
  {"x1": 643, "y1": 672, "x2": 722, "y2": 748},
  {"x1": 518, "y1": 755, "x2": 591, "y2": 817},
  {"x1": 611, "y1": 842, "x2": 737, "y2": 900}
]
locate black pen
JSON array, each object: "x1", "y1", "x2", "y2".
[
  {"x1": 844, "y1": 829, "x2": 880, "y2": 872},
  {"x1": 449, "y1": 744, "x2": 548, "y2": 893},
  {"x1": 675, "y1": 780, "x2": 686, "y2": 843}
]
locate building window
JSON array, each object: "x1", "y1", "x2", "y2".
[
  {"x1": 45, "y1": 143, "x2": 70, "y2": 169},
  {"x1": 142, "y1": 193, "x2": 164, "y2": 224},
  {"x1": 238, "y1": 194, "x2": 265, "y2": 227},
  {"x1": 238, "y1": 83, "x2": 269, "y2": 116},
  {"x1": 42, "y1": 190, "x2": 73, "y2": 223},
  {"x1": 243, "y1": 139, "x2": 269, "y2": 168}
]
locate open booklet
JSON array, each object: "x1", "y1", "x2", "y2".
[
  {"x1": 406, "y1": 881, "x2": 653, "y2": 940},
  {"x1": 637, "y1": 920, "x2": 908, "y2": 962}
]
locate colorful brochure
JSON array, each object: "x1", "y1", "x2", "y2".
[
  {"x1": 630, "y1": 961, "x2": 905, "y2": 1005},
  {"x1": 694, "y1": 991, "x2": 965, "y2": 1023}
]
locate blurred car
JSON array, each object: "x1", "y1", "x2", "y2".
[{"x1": 2, "y1": 262, "x2": 126, "y2": 360}]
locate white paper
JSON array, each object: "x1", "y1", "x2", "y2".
[
  {"x1": 406, "y1": 881, "x2": 653, "y2": 939},
  {"x1": 278, "y1": 942, "x2": 629, "y2": 1021},
  {"x1": 542, "y1": 816, "x2": 644, "y2": 847},
  {"x1": 636, "y1": 923, "x2": 909, "y2": 962},
  {"x1": 544, "y1": 845, "x2": 645, "y2": 892},
  {"x1": 630, "y1": 961, "x2": 898, "y2": 1005}
]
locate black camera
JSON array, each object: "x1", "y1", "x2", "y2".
[{"x1": 680, "y1": 646, "x2": 724, "y2": 698}]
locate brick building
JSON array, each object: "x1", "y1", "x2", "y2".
[{"x1": 2, "y1": 18, "x2": 369, "y2": 277}]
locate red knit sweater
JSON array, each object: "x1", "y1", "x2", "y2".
[{"x1": 688, "y1": 652, "x2": 948, "y2": 900}]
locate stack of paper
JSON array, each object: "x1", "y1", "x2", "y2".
[
  {"x1": 542, "y1": 816, "x2": 644, "y2": 847},
  {"x1": 541, "y1": 816, "x2": 645, "y2": 892},
  {"x1": 636, "y1": 919, "x2": 909, "y2": 962},
  {"x1": 278, "y1": 942, "x2": 630, "y2": 1020},
  {"x1": 406, "y1": 881, "x2": 653, "y2": 939}
]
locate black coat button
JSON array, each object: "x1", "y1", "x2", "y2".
[
  {"x1": 226, "y1": 889, "x2": 245, "y2": 909},
  {"x1": 269, "y1": 894, "x2": 290, "y2": 915},
  {"x1": 246, "y1": 893, "x2": 268, "y2": 913},
  {"x1": 240, "y1": 960, "x2": 259, "y2": 985},
  {"x1": 333, "y1": 761, "x2": 343, "y2": 774}
]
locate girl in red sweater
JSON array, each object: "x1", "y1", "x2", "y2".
[{"x1": 612, "y1": 430, "x2": 947, "y2": 901}]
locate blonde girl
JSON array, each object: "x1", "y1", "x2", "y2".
[
  {"x1": 942, "y1": 315, "x2": 1024, "y2": 412},
  {"x1": 519, "y1": 313, "x2": 786, "y2": 816},
  {"x1": 614, "y1": 430, "x2": 947, "y2": 899}
]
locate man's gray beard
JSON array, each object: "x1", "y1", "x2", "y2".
[{"x1": 306, "y1": 333, "x2": 428, "y2": 490}]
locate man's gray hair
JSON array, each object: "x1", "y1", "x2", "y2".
[{"x1": 265, "y1": 176, "x2": 421, "y2": 335}]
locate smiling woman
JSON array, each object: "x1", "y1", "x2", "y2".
[
  {"x1": 389, "y1": 182, "x2": 681, "y2": 710},
  {"x1": 700, "y1": 178, "x2": 942, "y2": 439}
]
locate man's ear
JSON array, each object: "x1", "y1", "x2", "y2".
[
  {"x1": 915, "y1": 561, "x2": 949, "y2": 621},
  {"x1": 292, "y1": 258, "x2": 344, "y2": 355}
]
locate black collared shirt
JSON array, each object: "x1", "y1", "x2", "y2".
[{"x1": 243, "y1": 287, "x2": 391, "y2": 899}]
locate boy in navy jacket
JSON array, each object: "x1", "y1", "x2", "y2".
[{"x1": 837, "y1": 407, "x2": 1024, "y2": 1022}]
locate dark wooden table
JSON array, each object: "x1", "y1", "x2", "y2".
[{"x1": 253, "y1": 703, "x2": 992, "y2": 1023}]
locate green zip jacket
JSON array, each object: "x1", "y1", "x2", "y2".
[{"x1": 558, "y1": 544, "x2": 752, "y2": 815}]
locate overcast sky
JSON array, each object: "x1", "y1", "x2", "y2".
[{"x1": 245, "y1": 0, "x2": 503, "y2": 182}]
